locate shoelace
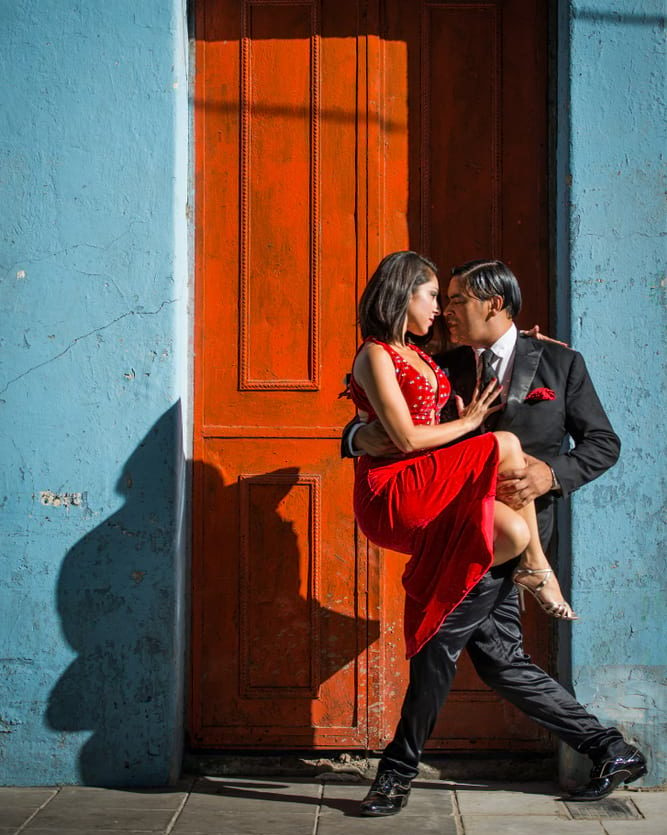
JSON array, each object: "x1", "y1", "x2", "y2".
[{"x1": 376, "y1": 772, "x2": 405, "y2": 793}]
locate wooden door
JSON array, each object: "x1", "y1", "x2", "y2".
[{"x1": 192, "y1": 0, "x2": 550, "y2": 752}]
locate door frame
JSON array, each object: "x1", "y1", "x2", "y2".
[{"x1": 189, "y1": 0, "x2": 560, "y2": 754}]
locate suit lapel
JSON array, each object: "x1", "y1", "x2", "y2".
[{"x1": 498, "y1": 337, "x2": 543, "y2": 428}]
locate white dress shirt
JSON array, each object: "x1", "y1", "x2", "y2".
[
  {"x1": 474, "y1": 324, "x2": 560, "y2": 492},
  {"x1": 474, "y1": 324, "x2": 518, "y2": 403}
]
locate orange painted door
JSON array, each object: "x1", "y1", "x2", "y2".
[{"x1": 192, "y1": 0, "x2": 550, "y2": 752}]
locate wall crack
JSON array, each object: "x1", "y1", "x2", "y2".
[{"x1": 0, "y1": 299, "x2": 177, "y2": 396}]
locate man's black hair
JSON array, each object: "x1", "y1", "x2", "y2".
[{"x1": 451, "y1": 259, "x2": 522, "y2": 319}]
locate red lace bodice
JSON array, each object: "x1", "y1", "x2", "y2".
[{"x1": 349, "y1": 337, "x2": 451, "y2": 425}]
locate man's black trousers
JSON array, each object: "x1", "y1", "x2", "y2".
[{"x1": 379, "y1": 568, "x2": 626, "y2": 779}]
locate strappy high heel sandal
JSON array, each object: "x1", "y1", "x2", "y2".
[{"x1": 512, "y1": 567, "x2": 579, "y2": 620}]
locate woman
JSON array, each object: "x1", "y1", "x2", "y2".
[{"x1": 348, "y1": 251, "x2": 576, "y2": 659}]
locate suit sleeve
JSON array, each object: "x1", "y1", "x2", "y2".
[
  {"x1": 541, "y1": 351, "x2": 620, "y2": 498},
  {"x1": 341, "y1": 415, "x2": 361, "y2": 459}
]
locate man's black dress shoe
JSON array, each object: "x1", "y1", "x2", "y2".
[
  {"x1": 360, "y1": 771, "x2": 411, "y2": 816},
  {"x1": 567, "y1": 748, "x2": 647, "y2": 801}
]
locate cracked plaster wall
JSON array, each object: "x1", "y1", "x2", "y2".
[
  {"x1": 562, "y1": 1, "x2": 666, "y2": 787},
  {"x1": 0, "y1": 0, "x2": 189, "y2": 785}
]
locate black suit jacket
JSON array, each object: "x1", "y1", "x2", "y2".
[
  {"x1": 342, "y1": 335, "x2": 620, "y2": 549},
  {"x1": 435, "y1": 335, "x2": 620, "y2": 545}
]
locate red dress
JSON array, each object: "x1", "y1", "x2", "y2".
[{"x1": 349, "y1": 338, "x2": 499, "y2": 658}]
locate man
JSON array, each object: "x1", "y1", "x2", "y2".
[{"x1": 343, "y1": 259, "x2": 646, "y2": 815}]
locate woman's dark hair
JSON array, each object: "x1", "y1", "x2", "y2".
[
  {"x1": 359, "y1": 251, "x2": 438, "y2": 342},
  {"x1": 450, "y1": 259, "x2": 522, "y2": 319}
]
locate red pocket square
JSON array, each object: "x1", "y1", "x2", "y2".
[{"x1": 525, "y1": 387, "x2": 556, "y2": 402}]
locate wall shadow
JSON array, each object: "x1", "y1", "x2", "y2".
[
  {"x1": 46, "y1": 405, "x2": 380, "y2": 784},
  {"x1": 47, "y1": 404, "x2": 185, "y2": 786},
  {"x1": 190, "y1": 460, "x2": 380, "y2": 750}
]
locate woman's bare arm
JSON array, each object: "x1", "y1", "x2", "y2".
[{"x1": 353, "y1": 343, "x2": 500, "y2": 453}]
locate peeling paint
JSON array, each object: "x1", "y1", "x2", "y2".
[{"x1": 39, "y1": 491, "x2": 83, "y2": 508}]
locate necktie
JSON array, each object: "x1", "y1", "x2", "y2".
[
  {"x1": 480, "y1": 349, "x2": 501, "y2": 429},
  {"x1": 480, "y1": 349, "x2": 497, "y2": 391}
]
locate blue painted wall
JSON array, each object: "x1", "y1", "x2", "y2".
[
  {"x1": 0, "y1": 0, "x2": 189, "y2": 785},
  {"x1": 561, "y1": 1, "x2": 666, "y2": 787}
]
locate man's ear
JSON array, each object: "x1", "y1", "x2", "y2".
[{"x1": 487, "y1": 295, "x2": 505, "y2": 317}]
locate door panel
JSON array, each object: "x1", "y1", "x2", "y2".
[{"x1": 193, "y1": 0, "x2": 551, "y2": 752}]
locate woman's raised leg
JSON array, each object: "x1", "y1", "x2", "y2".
[
  {"x1": 493, "y1": 431, "x2": 577, "y2": 620},
  {"x1": 492, "y1": 501, "x2": 529, "y2": 566}
]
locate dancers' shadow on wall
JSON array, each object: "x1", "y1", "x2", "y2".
[
  {"x1": 46, "y1": 404, "x2": 186, "y2": 786},
  {"x1": 47, "y1": 405, "x2": 379, "y2": 785},
  {"x1": 191, "y1": 461, "x2": 380, "y2": 749}
]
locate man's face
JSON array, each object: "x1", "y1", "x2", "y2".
[{"x1": 444, "y1": 276, "x2": 495, "y2": 347}]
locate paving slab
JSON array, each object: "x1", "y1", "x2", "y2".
[
  {"x1": 195, "y1": 776, "x2": 320, "y2": 794},
  {"x1": 173, "y1": 781, "x2": 318, "y2": 835},
  {"x1": 456, "y1": 786, "x2": 567, "y2": 817},
  {"x1": 320, "y1": 780, "x2": 455, "y2": 818},
  {"x1": 0, "y1": 779, "x2": 662, "y2": 835},
  {"x1": 452, "y1": 780, "x2": 561, "y2": 794},
  {"x1": 0, "y1": 807, "x2": 40, "y2": 828},
  {"x1": 188, "y1": 777, "x2": 321, "y2": 815},
  {"x1": 626, "y1": 791, "x2": 667, "y2": 816},
  {"x1": 0, "y1": 788, "x2": 57, "y2": 829},
  {"x1": 317, "y1": 814, "x2": 457, "y2": 835},
  {"x1": 21, "y1": 806, "x2": 176, "y2": 832},
  {"x1": 24, "y1": 831, "x2": 156, "y2": 835},
  {"x1": 49, "y1": 786, "x2": 189, "y2": 810},
  {"x1": 0, "y1": 788, "x2": 58, "y2": 802},
  {"x1": 603, "y1": 823, "x2": 667, "y2": 835},
  {"x1": 171, "y1": 810, "x2": 316, "y2": 835},
  {"x1": 462, "y1": 817, "x2": 605, "y2": 834}
]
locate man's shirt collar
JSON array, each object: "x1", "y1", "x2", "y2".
[{"x1": 474, "y1": 323, "x2": 518, "y2": 360}]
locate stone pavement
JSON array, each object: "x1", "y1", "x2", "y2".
[{"x1": 0, "y1": 777, "x2": 664, "y2": 835}]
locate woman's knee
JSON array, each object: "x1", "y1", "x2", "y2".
[
  {"x1": 510, "y1": 516, "x2": 530, "y2": 553},
  {"x1": 494, "y1": 430, "x2": 523, "y2": 459},
  {"x1": 496, "y1": 510, "x2": 530, "y2": 555}
]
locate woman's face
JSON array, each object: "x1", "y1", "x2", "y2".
[{"x1": 405, "y1": 273, "x2": 441, "y2": 337}]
